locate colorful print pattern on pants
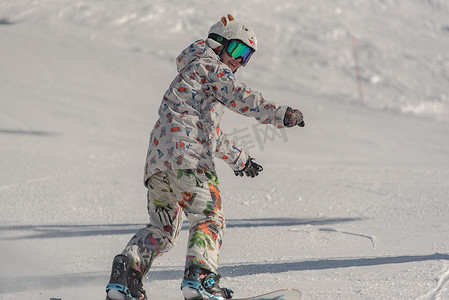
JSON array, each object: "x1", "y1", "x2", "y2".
[{"x1": 123, "y1": 169, "x2": 225, "y2": 276}]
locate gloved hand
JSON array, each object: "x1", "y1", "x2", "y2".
[
  {"x1": 234, "y1": 157, "x2": 263, "y2": 178},
  {"x1": 284, "y1": 107, "x2": 305, "y2": 127}
]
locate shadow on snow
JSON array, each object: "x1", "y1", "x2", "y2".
[
  {"x1": 0, "y1": 19, "x2": 16, "y2": 25},
  {"x1": 0, "y1": 129, "x2": 57, "y2": 136},
  {"x1": 0, "y1": 217, "x2": 361, "y2": 240},
  {"x1": 1, "y1": 253, "x2": 449, "y2": 294}
]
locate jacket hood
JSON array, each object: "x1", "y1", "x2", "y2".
[{"x1": 176, "y1": 40, "x2": 219, "y2": 73}]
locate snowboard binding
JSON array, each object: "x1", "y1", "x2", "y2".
[
  {"x1": 106, "y1": 255, "x2": 147, "y2": 300},
  {"x1": 181, "y1": 266, "x2": 233, "y2": 300}
]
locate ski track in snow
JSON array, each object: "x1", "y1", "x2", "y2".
[
  {"x1": 419, "y1": 263, "x2": 449, "y2": 300},
  {"x1": 289, "y1": 227, "x2": 376, "y2": 250},
  {"x1": 318, "y1": 227, "x2": 376, "y2": 250}
]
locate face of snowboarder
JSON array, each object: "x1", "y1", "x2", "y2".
[{"x1": 220, "y1": 51, "x2": 243, "y2": 73}]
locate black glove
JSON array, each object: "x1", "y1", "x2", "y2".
[
  {"x1": 284, "y1": 107, "x2": 305, "y2": 127},
  {"x1": 234, "y1": 157, "x2": 263, "y2": 178}
]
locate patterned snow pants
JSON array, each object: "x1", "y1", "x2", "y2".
[{"x1": 122, "y1": 169, "x2": 225, "y2": 277}]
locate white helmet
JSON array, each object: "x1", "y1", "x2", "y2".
[{"x1": 207, "y1": 14, "x2": 257, "y2": 52}]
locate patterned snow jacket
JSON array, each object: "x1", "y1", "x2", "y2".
[{"x1": 144, "y1": 39, "x2": 288, "y2": 186}]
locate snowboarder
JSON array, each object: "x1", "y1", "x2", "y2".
[{"x1": 106, "y1": 14, "x2": 305, "y2": 300}]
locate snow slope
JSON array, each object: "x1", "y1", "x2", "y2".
[{"x1": 1, "y1": 1, "x2": 449, "y2": 299}]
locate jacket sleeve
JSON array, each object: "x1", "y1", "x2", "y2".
[
  {"x1": 207, "y1": 63, "x2": 288, "y2": 128},
  {"x1": 214, "y1": 128, "x2": 249, "y2": 171}
]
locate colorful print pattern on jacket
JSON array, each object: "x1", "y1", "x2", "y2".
[{"x1": 144, "y1": 39, "x2": 288, "y2": 185}]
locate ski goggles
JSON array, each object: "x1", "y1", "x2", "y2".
[
  {"x1": 225, "y1": 40, "x2": 254, "y2": 66},
  {"x1": 208, "y1": 33, "x2": 255, "y2": 66}
]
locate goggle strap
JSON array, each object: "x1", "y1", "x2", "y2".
[{"x1": 208, "y1": 33, "x2": 229, "y2": 46}]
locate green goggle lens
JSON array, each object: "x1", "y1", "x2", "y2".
[{"x1": 226, "y1": 40, "x2": 254, "y2": 66}]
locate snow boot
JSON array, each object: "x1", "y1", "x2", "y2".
[
  {"x1": 106, "y1": 255, "x2": 147, "y2": 300},
  {"x1": 181, "y1": 266, "x2": 233, "y2": 300}
]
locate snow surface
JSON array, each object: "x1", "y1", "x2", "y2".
[{"x1": 1, "y1": 0, "x2": 449, "y2": 299}]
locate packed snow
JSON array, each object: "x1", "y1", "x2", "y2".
[{"x1": 1, "y1": 0, "x2": 449, "y2": 299}]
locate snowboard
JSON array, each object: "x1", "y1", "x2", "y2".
[{"x1": 234, "y1": 288, "x2": 301, "y2": 300}]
